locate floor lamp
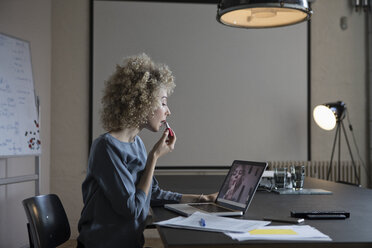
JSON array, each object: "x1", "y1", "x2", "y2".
[{"x1": 313, "y1": 101, "x2": 360, "y2": 185}]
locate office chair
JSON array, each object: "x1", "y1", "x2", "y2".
[{"x1": 22, "y1": 194, "x2": 71, "y2": 248}]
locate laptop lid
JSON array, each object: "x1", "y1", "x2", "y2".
[{"x1": 214, "y1": 160, "x2": 267, "y2": 212}]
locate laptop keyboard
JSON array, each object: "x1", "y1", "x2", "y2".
[{"x1": 191, "y1": 203, "x2": 232, "y2": 213}]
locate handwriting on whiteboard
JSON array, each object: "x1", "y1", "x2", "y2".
[{"x1": 0, "y1": 33, "x2": 41, "y2": 156}]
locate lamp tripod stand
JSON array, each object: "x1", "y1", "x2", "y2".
[{"x1": 326, "y1": 115, "x2": 360, "y2": 186}]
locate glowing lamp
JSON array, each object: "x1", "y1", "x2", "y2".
[{"x1": 217, "y1": 0, "x2": 312, "y2": 28}]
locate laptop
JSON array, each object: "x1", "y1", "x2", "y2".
[{"x1": 164, "y1": 160, "x2": 267, "y2": 216}]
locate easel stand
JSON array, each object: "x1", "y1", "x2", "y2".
[
  {"x1": 0, "y1": 156, "x2": 40, "y2": 195},
  {"x1": 326, "y1": 118, "x2": 360, "y2": 186}
]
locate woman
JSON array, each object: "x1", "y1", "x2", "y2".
[
  {"x1": 77, "y1": 54, "x2": 216, "y2": 248},
  {"x1": 222, "y1": 164, "x2": 245, "y2": 202}
]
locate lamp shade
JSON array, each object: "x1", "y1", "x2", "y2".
[
  {"x1": 313, "y1": 101, "x2": 346, "y2": 131},
  {"x1": 217, "y1": 0, "x2": 312, "y2": 28}
]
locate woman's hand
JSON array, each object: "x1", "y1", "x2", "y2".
[
  {"x1": 180, "y1": 192, "x2": 218, "y2": 203},
  {"x1": 199, "y1": 192, "x2": 218, "y2": 202},
  {"x1": 150, "y1": 129, "x2": 176, "y2": 159}
]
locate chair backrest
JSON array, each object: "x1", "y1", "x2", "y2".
[{"x1": 22, "y1": 194, "x2": 71, "y2": 248}]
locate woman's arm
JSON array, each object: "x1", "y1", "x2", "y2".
[
  {"x1": 142, "y1": 129, "x2": 217, "y2": 204},
  {"x1": 90, "y1": 138, "x2": 148, "y2": 219},
  {"x1": 137, "y1": 129, "x2": 176, "y2": 195}
]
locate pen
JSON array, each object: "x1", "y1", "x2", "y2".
[
  {"x1": 199, "y1": 218, "x2": 206, "y2": 227},
  {"x1": 263, "y1": 217, "x2": 305, "y2": 224}
]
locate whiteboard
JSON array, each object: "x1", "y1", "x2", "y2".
[
  {"x1": 0, "y1": 33, "x2": 41, "y2": 156},
  {"x1": 92, "y1": 1, "x2": 308, "y2": 166}
]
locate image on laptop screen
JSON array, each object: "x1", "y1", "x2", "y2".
[{"x1": 217, "y1": 161, "x2": 266, "y2": 208}]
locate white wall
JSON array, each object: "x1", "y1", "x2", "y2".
[
  {"x1": 310, "y1": 0, "x2": 368, "y2": 186},
  {"x1": 0, "y1": 0, "x2": 51, "y2": 247},
  {"x1": 51, "y1": 0, "x2": 89, "y2": 240}
]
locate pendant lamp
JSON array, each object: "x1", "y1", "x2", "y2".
[{"x1": 217, "y1": 0, "x2": 313, "y2": 28}]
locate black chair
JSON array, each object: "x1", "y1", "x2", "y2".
[{"x1": 22, "y1": 194, "x2": 71, "y2": 248}]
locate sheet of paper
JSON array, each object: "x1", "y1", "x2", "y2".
[
  {"x1": 262, "y1": 170, "x2": 275, "y2": 178},
  {"x1": 155, "y1": 211, "x2": 271, "y2": 233},
  {"x1": 225, "y1": 225, "x2": 332, "y2": 241}
]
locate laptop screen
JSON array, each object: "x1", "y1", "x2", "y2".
[{"x1": 217, "y1": 160, "x2": 267, "y2": 209}]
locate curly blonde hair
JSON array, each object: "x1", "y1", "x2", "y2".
[{"x1": 101, "y1": 53, "x2": 175, "y2": 131}]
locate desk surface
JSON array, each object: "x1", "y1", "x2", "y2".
[{"x1": 153, "y1": 175, "x2": 372, "y2": 248}]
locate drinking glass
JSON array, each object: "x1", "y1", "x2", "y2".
[
  {"x1": 274, "y1": 168, "x2": 287, "y2": 189},
  {"x1": 290, "y1": 165, "x2": 305, "y2": 190}
]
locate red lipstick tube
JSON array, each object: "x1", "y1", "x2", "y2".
[{"x1": 165, "y1": 122, "x2": 174, "y2": 137}]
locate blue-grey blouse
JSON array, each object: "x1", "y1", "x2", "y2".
[{"x1": 77, "y1": 133, "x2": 182, "y2": 248}]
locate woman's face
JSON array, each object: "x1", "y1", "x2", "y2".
[
  {"x1": 229, "y1": 165, "x2": 244, "y2": 187},
  {"x1": 145, "y1": 88, "x2": 171, "y2": 132}
]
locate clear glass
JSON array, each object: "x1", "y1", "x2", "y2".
[
  {"x1": 290, "y1": 165, "x2": 305, "y2": 190},
  {"x1": 274, "y1": 167, "x2": 287, "y2": 189}
]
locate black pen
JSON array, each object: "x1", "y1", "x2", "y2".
[{"x1": 263, "y1": 216, "x2": 304, "y2": 224}]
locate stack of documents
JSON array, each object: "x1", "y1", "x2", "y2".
[
  {"x1": 225, "y1": 225, "x2": 332, "y2": 241},
  {"x1": 155, "y1": 211, "x2": 270, "y2": 233},
  {"x1": 155, "y1": 212, "x2": 332, "y2": 242}
]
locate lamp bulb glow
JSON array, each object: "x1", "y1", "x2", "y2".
[
  {"x1": 313, "y1": 105, "x2": 337, "y2": 131},
  {"x1": 252, "y1": 9, "x2": 277, "y2": 18}
]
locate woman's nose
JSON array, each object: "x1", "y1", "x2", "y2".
[{"x1": 166, "y1": 107, "x2": 171, "y2": 116}]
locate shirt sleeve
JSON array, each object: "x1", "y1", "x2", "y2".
[
  {"x1": 89, "y1": 138, "x2": 147, "y2": 219},
  {"x1": 150, "y1": 177, "x2": 182, "y2": 207}
]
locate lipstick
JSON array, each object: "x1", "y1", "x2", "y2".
[{"x1": 164, "y1": 121, "x2": 174, "y2": 137}]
